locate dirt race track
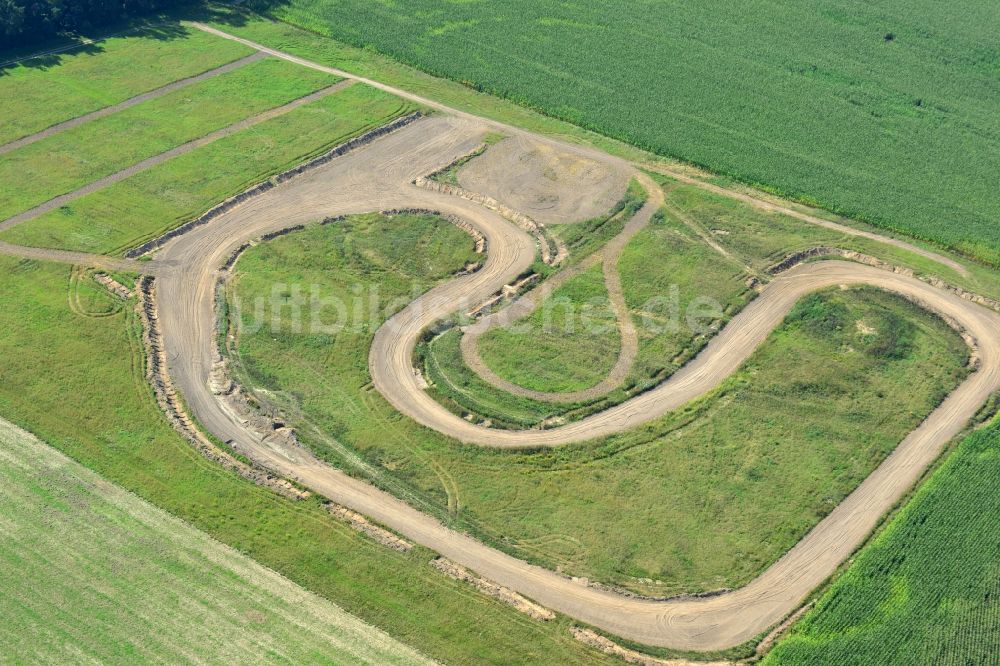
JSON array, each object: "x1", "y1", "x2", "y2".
[
  {"x1": 145, "y1": 109, "x2": 1000, "y2": 650},
  {"x1": 5, "y1": 26, "x2": 999, "y2": 653}
]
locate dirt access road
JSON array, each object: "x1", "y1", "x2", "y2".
[{"x1": 83, "y1": 24, "x2": 995, "y2": 652}]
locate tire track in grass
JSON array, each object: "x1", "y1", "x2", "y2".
[
  {"x1": 459, "y1": 174, "x2": 662, "y2": 402},
  {"x1": 0, "y1": 240, "x2": 159, "y2": 274}
]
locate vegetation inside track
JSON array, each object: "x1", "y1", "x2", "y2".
[
  {"x1": 232, "y1": 207, "x2": 969, "y2": 600},
  {"x1": 476, "y1": 260, "x2": 622, "y2": 394}
]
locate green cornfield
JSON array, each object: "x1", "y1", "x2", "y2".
[
  {"x1": 764, "y1": 424, "x2": 1000, "y2": 665},
  {"x1": 265, "y1": 0, "x2": 1000, "y2": 266}
]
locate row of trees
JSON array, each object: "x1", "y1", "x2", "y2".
[{"x1": 1, "y1": 0, "x2": 189, "y2": 48}]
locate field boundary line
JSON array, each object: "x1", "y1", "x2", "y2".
[
  {"x1": 0, "y1": 51, "x2": 266, "y2": 156},
  {"x1": 0, "y1": 80, "x2": 354, "y2": 233}
]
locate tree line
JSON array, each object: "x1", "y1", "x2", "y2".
[{"x1": 1, "y1": 0, "x2": 192, "y2": 48}]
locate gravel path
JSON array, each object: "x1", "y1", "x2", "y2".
[{"x1": 0, "y1": 240, "x2": 163, "y2": 274}]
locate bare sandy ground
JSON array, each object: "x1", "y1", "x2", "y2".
[{"x1": 457, "y1": 134, "x2": 629, "y2": 225}]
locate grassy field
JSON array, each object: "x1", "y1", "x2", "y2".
[
  {"x1": 423, "y1": 328, "x2": 575, "y2": 428},
  {"x1": 0, "y1": 419, "x2": 434, "y2": 665},
  {"x1": 230, "y1": 212, "x2": 968, "y2": 597},
  {"x1": 237, "y1": 1, "x2": 1000, "y2": 267},
  {"x1": 763, "y1": 423, "x2": 1000, "y2": 665},
  {"x1": 0, "y1": 25, "x2": 253, "y2": 145},
  {"x1": 620, "y1": 209, "x2": 752, "y2": 387},
  {"x1": 0, "y1": 57, "x2": 335, "y2": 221},
  {"x1": 650, "y1": 173, "x2": 1000, "y2": 306},
  {"x1": 1, "y1": 84, "x2": 416, "y2": 255},
  {"x1": 0, "y1": 254, "x2": 624, "y2": 665},
  {"x1": 477, "y1": 262, "x2": 619, "y2": 393}
]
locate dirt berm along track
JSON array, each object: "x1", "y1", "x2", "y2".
[{"x1": 97, "y1": 26, "x2": 998, "y2": 653}]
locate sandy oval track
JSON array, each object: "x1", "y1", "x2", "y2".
[{"x1": 147, "y1": 110, "x2": 1000, "y2": 652}]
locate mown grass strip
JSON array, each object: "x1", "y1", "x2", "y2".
[
  {"x1": 0, "y1": 418, "x2": 435, "y2": 665},
  {"x1": 0, "y1": 52, "x2": 268, "y2": 156},
  {"x1": 1, "y1": 84, "x2": 414, "y2": 255},
  {"x1": 0, "y1": 57, "x2": 336, "y2": 222},
  {"x1": 0, "y1": 25, "x2": 254, "y2": 146}
]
